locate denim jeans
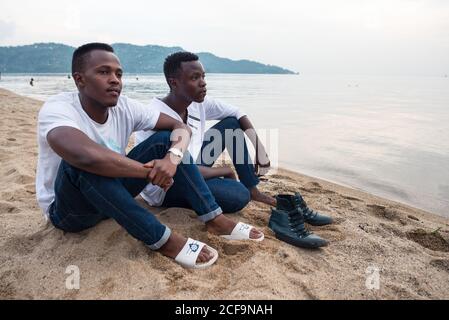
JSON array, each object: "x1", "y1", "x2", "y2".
[
  {"x1": 163, "y1": 177, "x2": 251, "y2": 214},
  {"x1": 49, "y1": 131, "x2": 223, "y2": 250},
  {"x1": 163, "y1": 117, "x2": 259, "y2": 214},
  {"x1": 198, "y1": 117, "x2": 260, "y2": 190}
]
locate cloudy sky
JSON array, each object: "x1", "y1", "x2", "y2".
[{"x1": 1, "y1": 0, "x2": 448, "y2": 76}]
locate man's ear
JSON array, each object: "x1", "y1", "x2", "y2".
[
  {"x1": 168, "y1": 77, "x2": 177, "y2": 90},
  {"x1": 73, "y1": 72, "x2": 85, "y2": 88}
]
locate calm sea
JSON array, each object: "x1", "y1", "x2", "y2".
[{"x1": 1, "y1": 73, "x2": 448, "y2": 217}]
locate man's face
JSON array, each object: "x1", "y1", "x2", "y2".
[
  {"x1": 74, "y1": 50, "x2": 123, "y2": 107},
  {"x1": 173, "y1": 61, "x2": 207, "y2": 103}
]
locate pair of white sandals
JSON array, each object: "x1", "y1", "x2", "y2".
[{"x1": 174, "y1": 222, "x2": 264, "y2": 269}]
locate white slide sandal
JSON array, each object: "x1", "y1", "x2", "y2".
[
  {"x1": 221, "y1": 222, "x2": 265, "y2": 242},
  {"x1": 174, "y1": 238, "x2": 219, "y2": 269}
]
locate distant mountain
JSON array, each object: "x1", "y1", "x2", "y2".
[{"x1": 0, "y1": 43, "x2": 295, "y2": 74}]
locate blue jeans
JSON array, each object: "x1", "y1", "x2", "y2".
[
  {"x1": 199, "y1": 117, "x2": 260, "y2": 190},
  {"x1": 163, "y1": 177, "x2": 251, "y2": 214},
  {"x1": 49, "y1": 131, "x2": 223, "y2": 250},
  {"x1": 163, "y1": 117, "x2": 259, "y2": 214}
]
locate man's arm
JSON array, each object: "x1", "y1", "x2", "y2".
[
  {"x1": 153, "y1": 113, "x2": 192, "y2": 154},
  {"x1": 144, "y1": 113, "x2": 192, "y2": 187},
  {"x1": 47, "y1": 127, "x2": 152, "y2": 179},
  {"x1": 203, "y1": 98, "x2": 270, "y2": 172},
  {"x1": 239, "y1": 116, "x2": 270, "y2": 170},
  {"x1": 47, "y1": 113, "x2": 192, "y2": 189},
  {"x1": 197, "y1": 166, "x2": 236, "y2": 180}
]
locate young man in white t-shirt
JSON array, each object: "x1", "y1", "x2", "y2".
[
  {"x1": 36, "y1": 43, "x2": 264, "y2": 269},
  {"x1": 136, "y1": 52, "x2": 277, "y2": 214}
]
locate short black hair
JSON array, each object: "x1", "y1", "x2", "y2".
[
  {"x1": 163, "y1": 51, "x2": 199, "y2": 85},
  {"x1": 72, "y1": 43, "x2": 114, "y2": 75}
]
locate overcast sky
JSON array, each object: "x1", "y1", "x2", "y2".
[{"x1": 1, "y1": 0, "x2": 448, "y2": 76}]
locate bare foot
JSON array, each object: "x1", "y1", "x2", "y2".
[
  {"x1": 206, "y1": 214, "x2": 264, "y2": 240},
  {"x1": 250, "y1": 187, "x2": 277, "y2": 207},
  {"x1": 158, "y1": 233, "x2": 214, "y2": 264}
]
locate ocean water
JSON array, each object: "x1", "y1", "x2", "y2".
[{"x1": 1, "y1": 73, "x2": 448, "y2": 217}]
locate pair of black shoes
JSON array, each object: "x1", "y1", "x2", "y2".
[{"x1": 269, "y1": 193, "x2": 333, "y2": 249}]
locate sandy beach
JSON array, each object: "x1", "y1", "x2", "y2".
[{"x1": 0, "y1": 87, "x2": 448, "y2": 300}]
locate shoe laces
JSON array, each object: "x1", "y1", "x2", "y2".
[
  {"x1": 303, "y1": 208, "x2": 318, "y2": 220},
  {"x1": 293, "y1": 196, "x2": 318, "y2": 221},
  {"x1": 287, "y1": 210, "x2": 311, "y2": 237}
]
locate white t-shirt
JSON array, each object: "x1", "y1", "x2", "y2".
[
  {"x1": 36, "y1": 92, "x2": 161, "y2": 218},
  {"x1": 135, "y1": 97, "x2": 246, "y2": 206}
]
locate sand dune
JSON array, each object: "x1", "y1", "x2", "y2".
[{"x1": 0, "y1": 88, "x2": 448, "y2": 300}]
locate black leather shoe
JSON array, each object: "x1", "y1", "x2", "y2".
[
  {"x1": 276, "y1": 193, "x2": 333, "y2": 226},
  {"x1": 269, "y1": 207, "x2": 328, "y2": 249}
]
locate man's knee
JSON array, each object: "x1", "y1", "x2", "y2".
[
  {"x1": 58, "y1": 160, "x2": 113, "y2": 185},
  {"x1": 238, "y1": 188, "x2": 251, "y2": 209},
  {"x1": 56, "y1": 160, "x2": 95, "y2": 189},
  {"x1": 59, "y1": 160, "x2": 81, "y2": 177},
  {"x1": 128, "y1": 130, "x2": 173, "y2": 163},
  {"x1": 147, "y1": 130, "x2": 172, "y2": 146},
  {"x1": 225, "y1": 186, "x2": 250, "y2": 213},
  {"x1": 221, "y1": 117, "x2": 241, "y2": 129}
]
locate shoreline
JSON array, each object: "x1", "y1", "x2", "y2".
[
  {"x1": 278, "y1": 164, "x2": 446, "y2": 219},
  {"x1": 276, "y1": 166, "x2": 446, "y2": 223},
  {"x1": 1, "y1": 87, "x2": 448, "y2": 300}
]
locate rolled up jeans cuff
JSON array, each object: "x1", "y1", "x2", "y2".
[
  {"x1": 197, "y1": 207, "x2": 223, "y2": 223},
  {"x1": 148, "y1": 226, "x2": 172, "y2": 251}
]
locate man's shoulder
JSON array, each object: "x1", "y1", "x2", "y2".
[
  {"x1": 198, "y1": 96, "x2": 222, "y2": 109},
  {"x1": 190, "y1": 98, "x2": 215, "y2": 111},
  {"x1": 44, "y1": 92, "x2": 77, "y2": 105},
  {"x1": 146, "y1": 97, "x2": 175, "y2": 115},
  {"x1": 116, "y1": 95, "x2": 148, "y2": 112},
  {"x1": 39, "y1": 92, "x2": 78, "y2": 115},
  {"x1": 135, "y1": 98, "x2": 181, "y2": 125},
  {"x1": 117, "y1": 96, "x2": 161, "y2": 125}
]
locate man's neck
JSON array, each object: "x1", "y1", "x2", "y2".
[
  {"x1": 162, "y1": 93, "x2": 192, "y2": 120},
  {"x1": 79, "y1": 93, "x2": 109, "y2": 124}
]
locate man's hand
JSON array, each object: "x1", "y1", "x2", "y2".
[
  {"x1": 222, "y1": 167, "x2": 237, "y2": 180},
  {"x1": 144, "y1": 155, "x2": 178, "y2": 190},
  {"x1": 255, "y1": 151, "x2": 271, "y2": 176},
  {"x1": 161, "y1": 178, "x2": 174, "y2": 192}
]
